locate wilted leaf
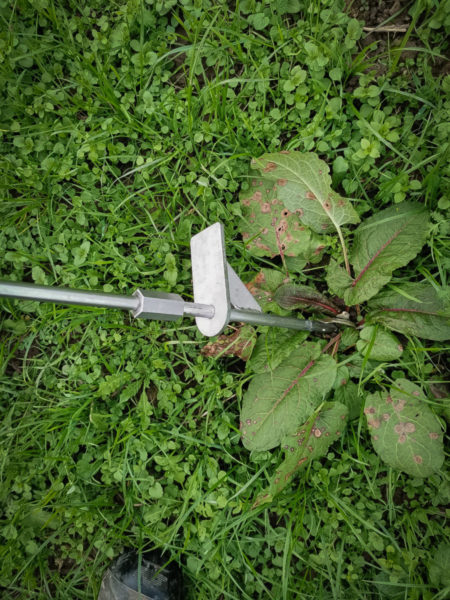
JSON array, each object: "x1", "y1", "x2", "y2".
[
  {"x1": 241, "y1": 342, "x2": 337, "y2": 451},
  {"x1": 275, "y1": 283, "x2": 340, "y2": 315},
  {"x1": 252, "y1": 402, "x2": 348, "y2": 507},
  {"x1": 344, "y1": 203, "x2": 429, "y2": 305},
  {"x1": 326, "y1": 258, "x2": 353, "y2": 298},
  {"x1": 247, "y1": 329, "x2": 309, "y2": 373},
  {"x1": 240, "y1": 173, "x2": 326, "y2": 261},
  {"x1": 367, "y1": 283, "x2": 450, "y2": 341},
  {"x1": 365, "y1": 379, "x2": 444, "y2": 477},
  {"x1": 250, "y1": 151, "x2": 360, "y2": 234},
  {"x1": 356, "y1": 325, "x2": 403, "y2": 361},
  {"x1": 245, "y1": 268, "x2": 289, "y2": 313},
  {"x1": 202, "y1": 325, "x2": 257, "y2": 361}
]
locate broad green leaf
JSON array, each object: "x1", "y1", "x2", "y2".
[
  {"x1": 248, "y1": 329, "x2": 309, "y2": 374},
  {"x1": 332, "y1": 366, "x2": 350, "y2": 389},
  {"x1": 334, "y1": 382, "x2": 362, "y2": 420},
  {"x1": 275, "y1": 283, "x2": 340, "y2": 315},
  {"x1": 252, "y1": 402, "x2": 348, "y2": 507},
  {"x1": 241, "y1": 342, "x2": 337, "y2": 451},
  {"x1": 340, "y1": 327, "x2": 359, "y2": 348},
  {"x1": 344, "y1": 203, "x2": 429, "y2": 305},
  {"x1": 428, "y1": 543, "x2": 450, "y2": 589},
  {"x1": 365, "y1": 379, "x2": 444, "y2": 477},
  {"x1": 326, "y1": 258, "x2": 353, "y2": 298},
  {"x1": 367, "y1": 283, "x2": 450, "y2": 341},
  {"x1": 240, "y1": 174, "x2": 326, "y2": 261},
  {"x1": 356, "y1": 325, "x2": 403, "y2": 361},
  {"x1": 346, "y1": 355, "x2": 382, "y2": 379},
  {"x1": 250, "y1": 151, "x2": 360, "y2": 234},
  {"x1": 245, "y1": 268, "x2": 289, "y2": 313}
]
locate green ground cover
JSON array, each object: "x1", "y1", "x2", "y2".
[{"x1": 0, "y1": 1, "x2": 449, "y2": 598}]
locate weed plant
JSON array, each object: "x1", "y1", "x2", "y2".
[{"x1": 0, "y1": 1, "x2": 449, "y2": 599}]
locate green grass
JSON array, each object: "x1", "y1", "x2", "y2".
[{"x1": 0, "y1": 0, "x2": 449, "y2": 598}]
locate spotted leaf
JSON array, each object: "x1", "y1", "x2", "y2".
[
  {"x1": 365, "y1": 379, "x2": 444, "y2": 478},
  {"x1": 240, "y1": 173, "x2": 326, "y2": 261},
  {"x1": 241, "y1": 342, "x2": 337, "y2": 451},
  {"x1": 250, "y1": 152, "x2": 360, "y2": 234},
  {"x1": 252, "y1": 402, "x2": 348, "y2": 507}
]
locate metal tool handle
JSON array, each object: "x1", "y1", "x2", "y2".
[
  {"x1": 0, "y1": 280, "x2": 213, "y2": 320},
  {"x1": 0, "y1": 280, "x2": 336, "y2": 335},
  {"x1": 229, "y1": 309, "x2": 337, "y2": 334}
]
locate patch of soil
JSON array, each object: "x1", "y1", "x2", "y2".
[{"x1": 347, "y1": 0, "x2": 410, "y2": 31}]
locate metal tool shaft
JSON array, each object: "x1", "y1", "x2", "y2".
[
  {"x1": 229, "y1": 309, "x2": 336, "y2": 334},
  {"x1": 0, "y1": 280, "x2": 212, "y2": 319},
  {"x1": 0, "y1": 280, "x2": 336, "y2": 334}
]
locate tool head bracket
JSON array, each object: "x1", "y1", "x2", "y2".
[{"x1": 190, "y1": 223, "x2": 262, "y2": 337}]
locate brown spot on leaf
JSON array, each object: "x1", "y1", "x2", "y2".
[
  {"x1": 367, "y1": 419, "x2": 380, "y2": 429},
  {"x1": 263, "y1": 162, "x2": 277, "y2": 173},
  {"x1": 382, "y1": 413, "x2": 390, "y2": 421},
  {"x1": 393, "y1": 399, "x2": 406, "y2": 413},
  {"x1": 274, "y1": 478, "x2": 280, "y2": 484},
  {"x1": 413, "y1": 455, "x2": 423, "y2": 464},
  {"x1": 373, "y1": 435, "x2": 379, "y2": 441},
  {"x1": 398, "y1": 344, "x2": 403, "y2": 352},
  {"x1": 277, "y1": 178, "x2": 288, "y2": 186},
  {"x1": 314, "y1": 245, "x2": 326, "y2": 255},
  {"x1": 261, "y1": 203, "x2": 271, "y2": 213},
  {"x1": 413, "y1": 390, "x2": 420, "y2": 397},
  {"x1": 338, "y1": 198, "x2": 345, "y2": 207},
  {"x1": 394, "y1": 422, "x2": 416, "y2": 442},
  {"x1": 364, "y1": 407, "x2": 376, "y2": 415},
  {"x1": 306, "y1": 191, "x2": 316, "y2": 200},
  {"x1": 313, "y1": 428, "x2": 322, "y2": 438},
  {"x1": 252, "y1": 191, "x2": 262, "y2": 202},
  {"x1": 429, "y1": 432, "x2": 439, "y2": 440},
  {"x1": 297, "y1": 457, "x2": 307, "y2": 466},
  {"x1": 281, "y1": 209, "x2": 289, "y2": 217},
  {"x1": 280, "y1": 150, "x2": 290, "y2": 154},
  {"x1": 308, "y1": 445, "x2": 313, "y2": 452},
  {"x1": 323, "y1": 201, "x2": 331, "y2": 211},
  {"x1": 276, "y1": 219, "x2": 288, "y2": 233},
  {"x1": 386, "y1": 395, "x2": 392, "y2": 404},
  {"x1": 251, "y1": 179, "x2": 258, "y2": 186}
]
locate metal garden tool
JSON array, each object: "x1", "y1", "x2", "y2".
[{"x1": 0, "y1": 223, "x2": 342, "y2": 336}]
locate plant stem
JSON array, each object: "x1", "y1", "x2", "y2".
[{"x1": 337, "y1": 226, "x2": 351, "y2": 276}]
